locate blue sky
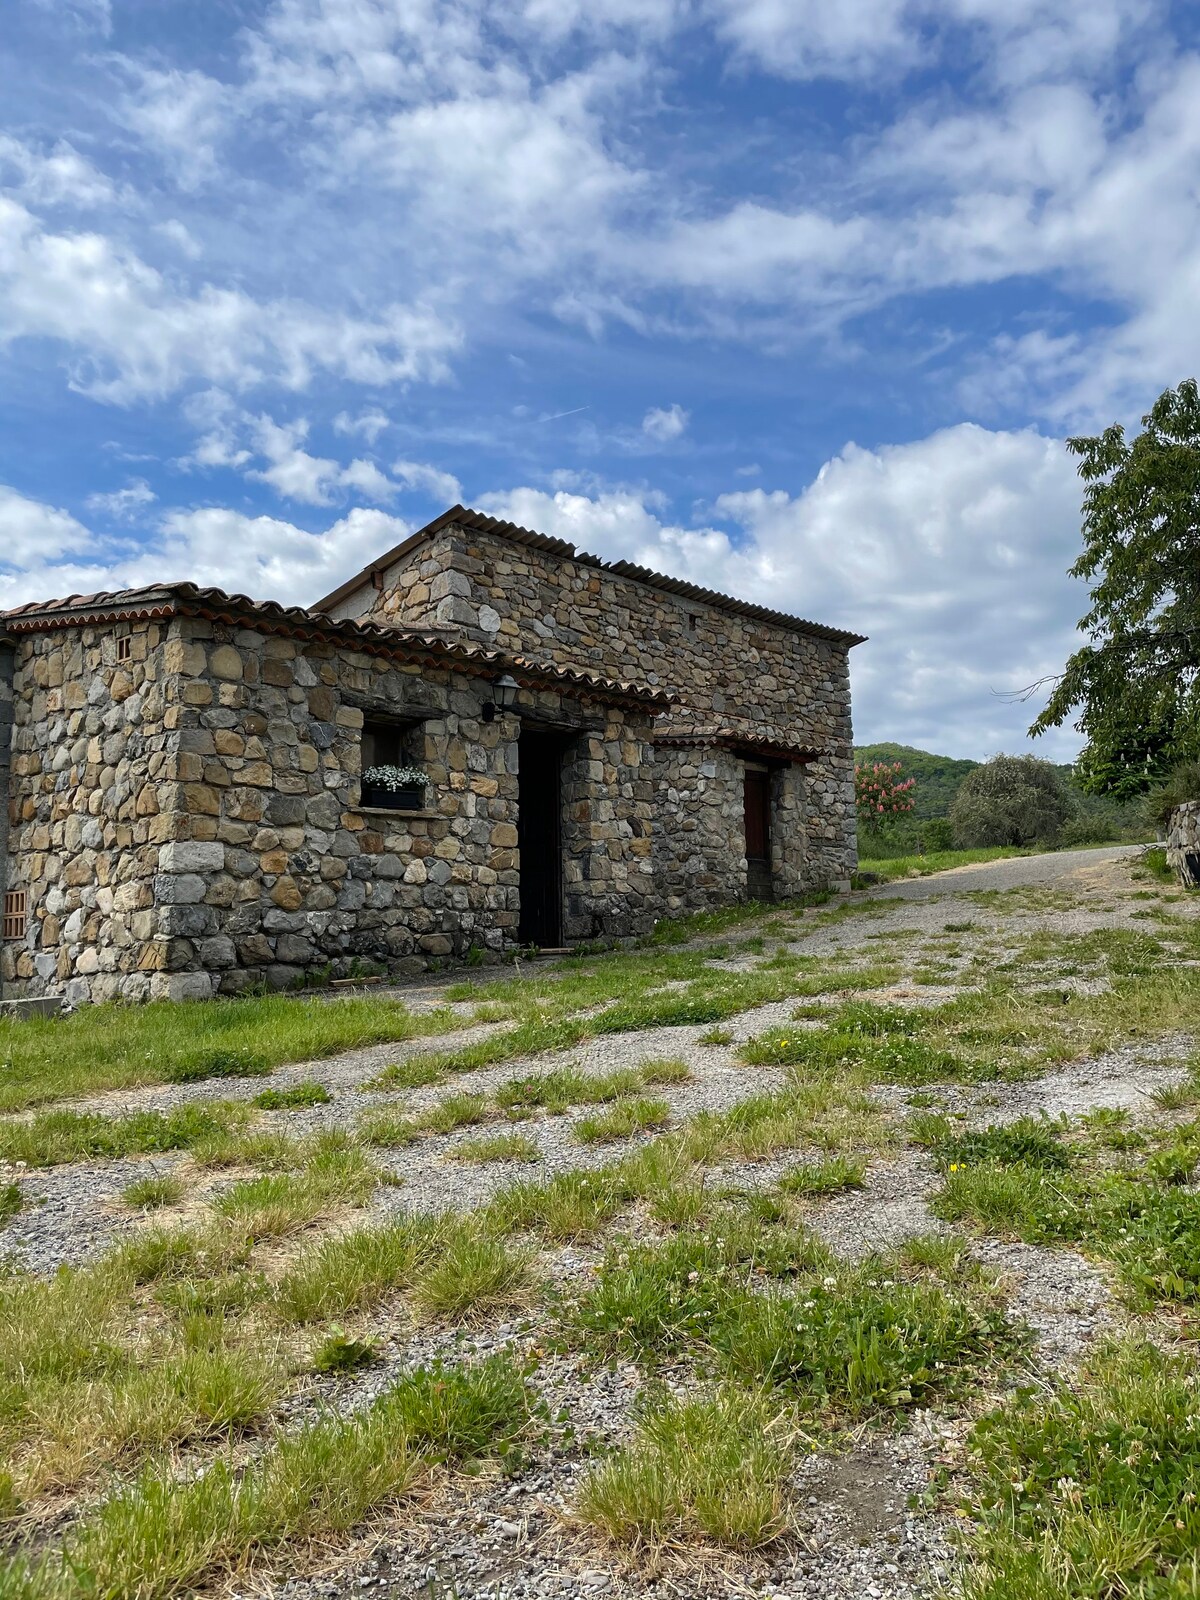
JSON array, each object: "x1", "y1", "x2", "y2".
[{"x1": 2, "y1": 0, "x2": 1198, "y2": 760}]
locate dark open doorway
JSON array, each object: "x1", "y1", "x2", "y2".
[
  {"x1": 744, "y1": 766, "x2": 773, "y2": 901},
  {"x1": 518, "y1": 731, "x2": 565, "y2": 946}
]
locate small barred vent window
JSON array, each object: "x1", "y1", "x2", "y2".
[
  {"x1": 3, "y1": 890, "x2": 27, "y2": 941},
  {"x1": 117, "y1": 635, "x2": 133, "y2": 662}
]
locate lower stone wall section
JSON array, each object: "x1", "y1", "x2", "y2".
[{"x1": 1166, "y1": 801, "x2": 1200, "y2": 888}]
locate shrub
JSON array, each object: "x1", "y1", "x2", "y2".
[
  {"x1": 1148, "y1": 758, "x2": 1200, "y2": 825},
  {"x1": 950, "y1": 755, "x2": 1073, "y2": 849}
]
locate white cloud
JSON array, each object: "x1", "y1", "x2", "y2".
[
  {"x1": 0, "y1": 137, "x2": 119, "y2": 208},
  {"x1": 0, "y1": 485, "x2": 95, "y2": 565},
  {"x1": 244, "y1": 415, "x2": 399, "y2": 505},
  {"x1": 0, "y1": 499, "x2": 412, "y2": 612},
  {"x1": 480, "y1": 424, "x2": 1090, "y2": 760},
  {"x1": 155, "y1": 220, "x2": 202, "y2": 259},
  {"x1": 704, "y1": 0, "x2": 1151, "y2": 83},
  {"x1": 334, "y1": 408, "x2": 391, "y2": 444},
  {"x1": 117, "y1": 67, "x2": 232, "y2": 189},
  {"x1": 641, "y1": 403, "x2": 689, "y2": 442},
  {"x1": 85, "y1": 479, "x2": 156, "y2": 519},
  {"x1": 391, "y1": 459, "x2": 463, "y2": 503},
  {"x1": 0, "y1": 198, "x2": 460, "y2": 403}
]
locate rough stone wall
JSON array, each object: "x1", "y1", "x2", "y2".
[
  {"x1": 560, "y1": 722, "x2": 656, "y2": 941},
  {"x1": 1166, "y1": 801, "x2": 1200, "y2": 887},
  {"x1": 155, "y1": 616, "x2": 657, "y2": 997},
  {"x1": 653, "y1": 746, "x2": 747, "y2": 913},
  {"x1": 652, "y1": 748, "x2": 812, "y2": 913},
  {"x1": 2, "y1": 615, "x2": 658, "y2": 1004},
  {"x1": 341, "y1": 521, "x2": 857, "y2": 891},
  {"x1": 2, "y1": 620, "x2": 178, "y2": 1005}
]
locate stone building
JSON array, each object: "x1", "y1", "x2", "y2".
[{"x1": 0, "y1": 505, "x2": 863, "y2": 1005}]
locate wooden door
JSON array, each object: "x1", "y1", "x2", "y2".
[
  {"x1": 744, "y1": 768, "x2": 773, "y2": 900},
  {"x1": 518, "y1": 733, "x2": 563, "y2": 946}
]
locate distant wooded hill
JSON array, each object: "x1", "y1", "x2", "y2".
[
  {"x1": 853, "y1": 743, "x2": 982, "y2": 818},
  {"x1": 853, "y1": 742, "x2": 1145, "y2": 844}
]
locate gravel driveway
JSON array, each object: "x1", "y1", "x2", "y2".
[{"x1": 2, "y1": 840, "x2": 1195, "y2": 1600}]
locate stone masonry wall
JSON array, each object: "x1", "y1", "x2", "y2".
[
  {"x1": 151, "y1": 616, "x2": 656, "y2": 997},
  {"x1": 3, "y1": 620, "x2": 178, "y2": 1005},
  {"x1": 335, "y1": 521, "x2": 857, "y2": 890},
  {"x1": 3, "y1": 614, "x2": 657, "y2": 1004},
  {"x1": 1166, "y1": 801, "x2": 1200, "y2": 888},
  {"x1": 653, "y1": 747, "x2": 811, "y2": 914}
]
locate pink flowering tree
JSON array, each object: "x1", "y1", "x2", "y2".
[{"x1": 854, "y1": 760, "x2": 917, "y2": 839}]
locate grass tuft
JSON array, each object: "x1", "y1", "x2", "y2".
[
  {"x1": 573, "y1": 1097, "x2": 671, "y2": 1145},
  {"x1": 448, "y1": 1132, "x2": 541, "y2": 1164},
  {"x1": 251, "y1": 1083, "x2": 332, "y2": 1111},
  {"x1": 121, "y1": 1174, "x2": 186, "y2": 1211},
  {"x1": 578, "y1": 1385, "x2": 794, "y2": 1550}
]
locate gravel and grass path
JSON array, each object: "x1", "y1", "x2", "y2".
[{"x1": 2, "y1": 843, "x2": 1199, "y2": 1600}]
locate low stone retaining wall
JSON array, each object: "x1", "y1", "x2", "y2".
[{"x1": 1166, "y1": 800, "x2": 1200, "y2": 887}]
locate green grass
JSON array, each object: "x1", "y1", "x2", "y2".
[
  {"x1": 486, "y1": 1168, "x2": 632, "y2": 1242},
  {"x1": 311, "y1": 1331, "x2": 378, "y2": 1374},
  {"x1": 0, "y1": 994, "x2": 459, "y2": 1113},
  {"x1": 411, "y1": 1231, "x2": 533, "y2": 1324},
  {"x1": 251, "y1": 1083, "x2": 332, "y2": 1110},
  {"x1": 416, "y1": 1092, "x2": 489, "y2": 1133},
  {"x1": 565, "y1": 1214, "x2": 1011, "y2": 1414},
  {"x1": 121, "y1": 1174, "x2": 186, "y2": 1211},
  {"x1": 1, "y1": 1183, "x2": 20, "y2": 1227},
  {"x1": 577, "y1": 1385, "x2": 795, "y2": 1550},
  {"x1": 275, "y1": 1215, "x2": 449, "y2": 1323},
  {"x1": 776, "y1": 1155, "x2": 867, "y2": 1197},
  {"x1": 376, "y1": 951, "x2": 903, "y2": 1088},
  {"x1": 1140, "y1": 845, "x2": 1176, "y2": 884},
  {"x1": 0, "y1": 1103, "x2": 252, "y2": 1168},
  {"x1": 573, "y1": 1097, "x2": 671, "y2": 1145},
  {"x1": 212, "y1": 1147, "x2": 378, "y2": 1238},
  {"x1": 860, "y1": 845, "x2": 1037, "y2": 883},
  {"x1": 958, "y1": 1341, "x2": 1200, "y2": 1600},
  {"x1": 930, "y1": 1120, "x2": 1200, "y2": 1308},
  {"x1": 448, "y1": 1132, "x2": 541, "y2": 1163},
  {"x1": 3, "y1": 1356, "x2": 532, "y2": 1599}
]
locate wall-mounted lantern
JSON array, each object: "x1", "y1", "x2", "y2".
[{"x1": 482, "y1": 673, "x2": 520, "y2": 723}]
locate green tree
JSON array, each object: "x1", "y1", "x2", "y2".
[
  {"x1": 1031, "y1": 380, "x2": 1200, "y2": 798},
  {"x1": 950, "y1": 755, "x2": 1072, "y2": 848}
]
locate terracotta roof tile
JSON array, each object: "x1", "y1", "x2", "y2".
[{"x1": 0, "y1": 581, "x2": 673, "y2": 710}]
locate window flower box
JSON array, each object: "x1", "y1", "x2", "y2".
[{"x1": 362, "y1": 765, "x2": 428, "y2": 811}]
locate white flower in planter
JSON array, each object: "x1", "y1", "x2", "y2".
[{"x1": 362, "y1": 765, "x2": 429, "y2": 791}]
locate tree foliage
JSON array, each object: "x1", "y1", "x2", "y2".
[
  {"x1": 950, "y1": 755, "x2": 1073, "y2": 848},
  {"x1": 1031, "y1": 380, "x2": 1200, "y2": 798}
]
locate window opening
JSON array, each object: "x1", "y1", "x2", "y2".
[{"x1": 3, "y1": 890, "x2": 27, "y2": 941}]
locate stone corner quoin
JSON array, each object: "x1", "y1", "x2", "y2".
[{"x1": 0, "y1": 509, "x2": 861, "y2": 1005}]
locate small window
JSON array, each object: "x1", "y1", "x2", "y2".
[
  {"x1": 116, "y1": 634, "x2": 133, "y2": 662},
  {"x1": 3, "y1": 889, "x2": 26, "y2": 941},
  {"x1": 362, "y1": 720, "x2": 405, "y2": 771},
  {"x1": 360, "y1": 718, "x2": 426, "y2": 810},
  {"x1": 687, "y1": 613, "x2": 699, "y2": 632}
]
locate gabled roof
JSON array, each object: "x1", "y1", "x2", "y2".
[
  {"x1": 0, "y1": 582, "x2": 674, "y2": 711},
  {"x1": 312, "y1": 504, "x2": 867, "y2": 647}
]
